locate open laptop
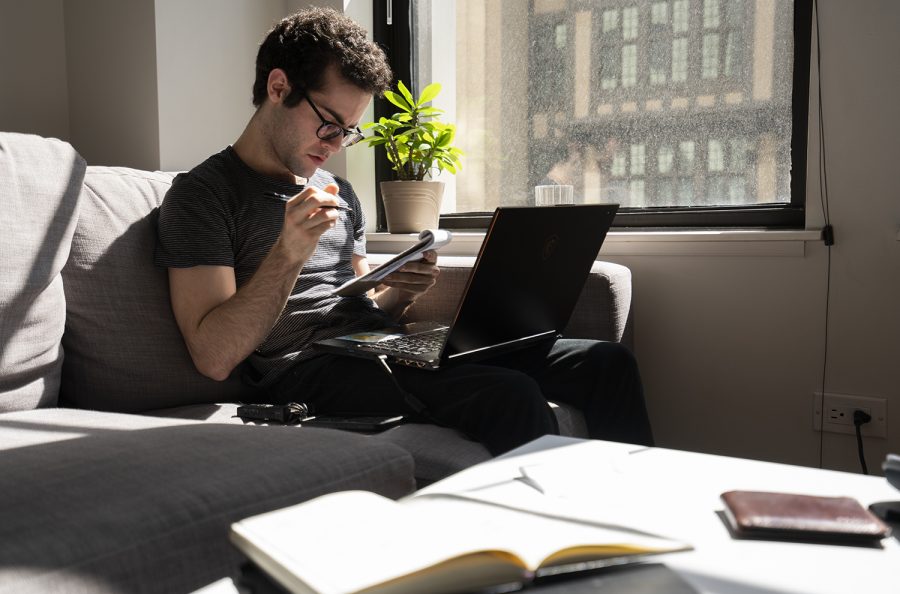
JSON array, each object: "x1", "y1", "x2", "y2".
[{"x1": 313, "y1": 204, "x2": 618, "y2": 370}]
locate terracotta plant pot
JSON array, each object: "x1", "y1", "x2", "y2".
[{"x1": 380, "y1": 180, "x2": 445, "y2": 233}]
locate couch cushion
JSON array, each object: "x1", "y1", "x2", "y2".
[
  {"x1": 0, "y1": 133, "x2": 85, "y2": 411},
  {"x1": 149, "y1": 402, "x2": 588, "y2": 486},
  {"x1": 0, "y1": 408, "x2": 415, "y2": 594},
  {"x1": 151, "y1": 402, "x2": 493, "y2": 486},
  {"x1": 60, "y1": 166, "x2": 250, "y2": 412}
]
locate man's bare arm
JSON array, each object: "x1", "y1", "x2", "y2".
[
  {"x1": 168, "y1": 246, "x2": 301, "y2": 381},
  {"x1": 168, "y1": 185, "x2": 343, "y2": 381}
]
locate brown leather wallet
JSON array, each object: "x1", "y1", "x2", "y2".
[{"x1": 720, "y1": 490, "x2": 891, "y2": 544}]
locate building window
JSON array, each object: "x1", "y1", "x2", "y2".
[
  {"x1": 622, "y1": 44, "x2": 638, "y2": 87},
  {"x1": 649, "y1": 3, "x2": 671, "y2": 86},
  {"x1": 673, "y1": 0, "x2": 690, "y2": 33},
  {"x1": 380, "y1": 0, "x2": 811, "y2": 229},
  {"x1": 672, "y1": 37, "x2": 689, "y2": 82},
  {"x1": 702, "y1": 33, "x2": 720, "y2": 79},
  {"x1": 622, "y1": 6, "x2": 640, "y2": 40},
  {"x1": 703, "y1": 0, "x2": 721, "y2": 28},
  {"x1": 555, "y1": 23, "x2": 568, "y2": 48},
  {"x1": 601, "y1": 45, "x2": 620, "y2": 90}
]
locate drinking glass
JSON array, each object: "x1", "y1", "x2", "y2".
[{"x1": 534, "y1": 184, "x2": 574, "y2": 206}]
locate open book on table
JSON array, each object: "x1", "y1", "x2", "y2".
[
  {"x1": 332, "y1": 229, "x2": 452, "y2": 297},
  {"x1": 230, "y1": 487, "x2": 691, "y2": 594}
]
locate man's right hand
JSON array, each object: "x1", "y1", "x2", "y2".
[{"x1": 274, "y1": 182, "x2": 344, "y2": 264}]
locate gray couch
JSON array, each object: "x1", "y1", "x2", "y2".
[{"x1": 0, "y1": 132, "x2": 633, "y2": 593}]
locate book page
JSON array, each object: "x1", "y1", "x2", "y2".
[
  {"x1": 230, "y1": 490, "x2": 525, "y2": 594},
  {"x1": 414, "y1": 460, "x2": 691, "y2": 552},
  {"x1": 414, "y1": 437, "x2": 689, "y2": 539},
  {"x1": 402, "y1": 494, "x2": 688, "y2": 571},
  {"x1": 332, "y1": 229, "x2": 452, "y2": 297}
]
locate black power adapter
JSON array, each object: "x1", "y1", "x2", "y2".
[{"x1": 236, "y1": 402, "x2": 310, "y2": 424}]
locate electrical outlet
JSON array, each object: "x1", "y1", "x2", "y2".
[{"x1": 813, "y1": 393, "x2": 887, "y2": 438}]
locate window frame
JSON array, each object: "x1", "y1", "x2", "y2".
[{"x1": 373, "y1": 0, "x2": 812, "y2": 231}]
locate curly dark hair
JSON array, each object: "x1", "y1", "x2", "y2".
[{"x1": 252, "y1": 7, "x2": 393, "y2": 108}]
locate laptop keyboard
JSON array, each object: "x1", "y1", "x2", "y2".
[{"x1": 375, "y1": 328, "x2": 448, "y2": 356}]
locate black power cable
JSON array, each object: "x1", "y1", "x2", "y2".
[
  {"x1": 813, "y1": 0, "x2": 834, "y2": 471},
  {"x1": 853, "y1": 410, "x2": 872, "y2": 475},
  {"x1": 375, "y1": 354, "x2": 443, "y2": 425}
]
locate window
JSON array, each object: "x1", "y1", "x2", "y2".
[{"x1": 374, "y1": 0, "x2": 811, "y2": 230}]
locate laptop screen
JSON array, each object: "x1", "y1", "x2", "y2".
[{"x1": 444, "y1": 204, "x2": 618, "y2": 359}]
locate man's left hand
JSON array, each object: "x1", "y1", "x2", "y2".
[
  {"x1": 380, "y1": 249, "x2": 440, "y2": 300},
  {"x1": 374, "y1": 250, "x2": 439, "y2": 318}
]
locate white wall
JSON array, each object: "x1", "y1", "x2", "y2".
[
  {"x1": 64, "y1": 0, "x2": 161, "y2": 169},
  {"x1": 343, "y1": 0, "x2": 378, "y2": 228},
  {"x1": 152, "y1": 0, "x2": 373, "y2": 177},
  {"x1": 0, "y1": 0, "x2": 70, "y2": 140},
  {"x1": 608, "y1": 244, "x2": 829, "y2": 466},
  {"x1": 154, "y1": 0, "x2": 284, "y2": 171}
]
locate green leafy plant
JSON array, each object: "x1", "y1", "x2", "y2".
[{"x1": 364, "y1": 81, "x2": 463, "y2": 181}]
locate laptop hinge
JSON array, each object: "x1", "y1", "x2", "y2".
[{"x1": 446, "y1": 330, "x2": 558, "y2": 361}]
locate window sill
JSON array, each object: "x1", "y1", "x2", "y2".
[{"x1": 366, "y1": 229, "x2": 824, "y2": 258}]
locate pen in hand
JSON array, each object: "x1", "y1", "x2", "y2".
[{"x1": 263, "y1": 191, "x2": 352, "y2": 212}]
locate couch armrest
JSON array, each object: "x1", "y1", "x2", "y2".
[{"x1": 366, "y1": 254, "x2": 633, "y2": 348}]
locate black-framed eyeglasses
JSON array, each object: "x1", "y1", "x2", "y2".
[{"x1": 302, "y1": 92, "x2": 365, "y2": 148}]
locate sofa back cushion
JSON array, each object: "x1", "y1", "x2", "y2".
[
  {"x1": 60, "y1": 166, "x2": 249, "y2": 412},
  {"x1": 0, "y1": 133, "x2": 85, "y2": 411}
]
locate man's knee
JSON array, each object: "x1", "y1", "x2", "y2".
[
  {"x1": 479, "y1": 372, "x2": 557, "y2": 454},
  {"x1": 484, "y1": 372, "x2": 549, "y2": 414},
  {"x1": 587, "y1": 341, "x2": 640, "y2": 374}
]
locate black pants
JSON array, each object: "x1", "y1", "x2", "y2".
[{"x1": 267, "y1": 339, "x2": 654, "y2": 456}]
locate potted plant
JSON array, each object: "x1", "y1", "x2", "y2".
[{"x1": 364, "y1": 81, "x2": 463, "y2": 233}]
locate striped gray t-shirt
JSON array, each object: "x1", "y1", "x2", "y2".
[{"x1": 154, "y1": 146, "x2": 391, "y2": 386}]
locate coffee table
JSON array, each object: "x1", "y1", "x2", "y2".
[{"x1": 418, "y1": 435, "x2": 900, "y2": 594}]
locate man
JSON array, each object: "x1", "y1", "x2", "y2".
[{"x1": 156, "y1": 7, "x2": 653, "y2": 456}]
